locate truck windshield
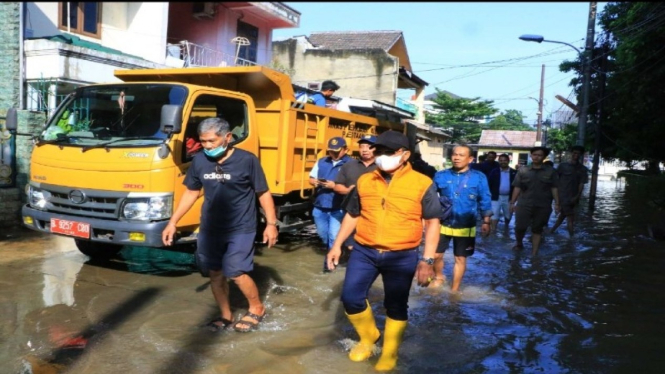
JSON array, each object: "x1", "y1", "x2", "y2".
[{"x1": 40, "y1": 84, "x2": 188, "y2": 148}]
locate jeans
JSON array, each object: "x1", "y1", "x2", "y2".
[
  {"x1": 312, "y1": 207, "x2": 345, "y2": 270},
  {"x1": 340, "y1": 243, "x2": 419, "y2": 321}
]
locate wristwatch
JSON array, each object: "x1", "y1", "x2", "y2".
[{"x1": 420, "y1": 257, "x2": 435, "y2": 265}]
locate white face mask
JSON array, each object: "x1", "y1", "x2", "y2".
[{"x1": 375, "y1": 154, "x2": 403, "y2": 172}]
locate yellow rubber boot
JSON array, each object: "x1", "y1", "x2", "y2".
[
  {"x1": 374, "y1": 317, "x2": 407, "y2": 372},
  {"x1": 346, "y1": 301, "x2": 381, "y2": 362}
]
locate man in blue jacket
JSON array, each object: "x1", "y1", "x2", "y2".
[
  {"x1": 487, "y1": 153, "x2": 517, "y2": 232},
  {"x1": 431, "y1": 145, "x2": 492, "y2": 292},
  {"x1": 309, "y1": 136, "x2": 351, "y2": 272}
]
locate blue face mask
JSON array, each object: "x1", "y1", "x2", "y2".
[{"x1": 204, "y1": 142, "x2": 227, "y2": 158}]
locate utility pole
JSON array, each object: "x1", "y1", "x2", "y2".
[
  {"x1": 537, "y1": 64, "x2": 545, "y2": 145},
  {"x1": 589, "y1": 41, "x2": 609, "y2": 211},
  {"x1": 577, "y1": 1, "x2": 597, "y2": 146}
]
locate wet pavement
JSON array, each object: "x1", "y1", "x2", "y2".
[{"x1": 1, "y1": 180, "x2": 664, "y2": 373}]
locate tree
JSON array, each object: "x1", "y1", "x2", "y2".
[
  {"x1": 487, "y1": 109, "x2": 534, "y2": 131},
  {"x1": 560, "y1": 2, "x2": 665, "y2": 174},
  {"x1": 426, "y1": 89, "x2": 498, "y2": 143},
  {"x1": 546, "y1": 123, "x2": 578, "y2": 163}
]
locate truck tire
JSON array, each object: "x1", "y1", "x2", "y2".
[{"x1": 75, "y1": 239, "x2": 122, "y2": 259}]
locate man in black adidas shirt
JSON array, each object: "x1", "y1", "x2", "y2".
[{"x1": 162, "y1": 117, "x2": 278, "y2": 333}]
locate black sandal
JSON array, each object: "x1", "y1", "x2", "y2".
[
  {"x1": 233, "y1": 311, "x2": 265, "y2": 333},
  {"x1": 204, "y1": 317, "x2": 234, "y2": 332}
]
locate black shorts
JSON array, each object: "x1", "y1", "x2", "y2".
[
  {"x1": 436, "y1": 234, "x2": 475, "y2": 257},
  {"x1": 515, "y1": 205, "x2": 552, "y2": 234},
  {"x1": 196, "y1": 230, "x2": 256, "y2": 278}
]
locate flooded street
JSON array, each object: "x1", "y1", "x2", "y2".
[{"x1": 1, "y1": 180, "x2": 664, "y2": 373}]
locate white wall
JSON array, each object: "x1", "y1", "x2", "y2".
[{"x1": 27, "y1": 2, "x2": 168, "y2": 64}]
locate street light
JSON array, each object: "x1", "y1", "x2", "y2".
[{"x1": 519, "y1": 34, "x2": 590, "y2": 147}]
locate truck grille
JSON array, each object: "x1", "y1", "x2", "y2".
[{"x1": 43, "y1": 186, "x2": 124, "y2": 219}]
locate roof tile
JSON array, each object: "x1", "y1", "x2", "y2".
[
  {"x1": 308, "y1": 30, "x2": 402, "y2": 51},
  {"x1": 478, "y1": 130, "x2": 537, "y2": 147}
]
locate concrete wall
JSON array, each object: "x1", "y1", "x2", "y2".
[
  {"x1": 24, "y1": 39, "x2": 162, "y2": 85},
  {"x1": 27, "y1": 2, "x2": 169, "y2": 64},
  {"x1": 272, "y1": 38, "x2": 398, "y2": 105}
]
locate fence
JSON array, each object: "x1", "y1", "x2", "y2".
[{"x1": 167, "y1": 41, "x2": 257, "y2": 68}]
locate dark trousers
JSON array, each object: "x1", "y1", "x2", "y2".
[{"x1": 340, "y1": 242, "x2": 418, "y2": 321}]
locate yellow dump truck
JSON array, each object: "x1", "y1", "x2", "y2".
[{"x1": 21, "y1": 66, "x2": 416, "y2": 258}]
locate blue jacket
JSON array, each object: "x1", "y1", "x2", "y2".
[
  {"x1": 314, "y1": 155, "x2": 351, "y2": 209},
  {"x1": 488, "y1": 167, "x2": 517, "y2": 200},
  {"x1": 433, "y1": 168, "x2": 492, "y2": 228}
]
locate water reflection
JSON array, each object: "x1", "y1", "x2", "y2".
[
  {"x1": 42, "y1": 252, "x2": 84, "y2": 307},
  {"x1": 4, "y1": 181, "x2": 665, "y2": 373}
]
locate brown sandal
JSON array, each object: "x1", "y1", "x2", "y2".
[{"x1": 233, "y1": 311, "x2": 265, "y2": 333}]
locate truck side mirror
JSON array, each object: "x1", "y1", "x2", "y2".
[
  {"x1": 160, "y1": 104, "x2": 182, "y2": 134},
  {"x1": 5, "y1": 108, "x2": 17, "y2": 130}
]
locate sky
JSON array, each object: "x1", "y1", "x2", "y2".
[{"x1": 273, "y1": 2, "x2": 608, "y2": 126}]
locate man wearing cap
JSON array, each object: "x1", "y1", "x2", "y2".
[
  {"x1": 309, "y1": 80, "x2": 340, "y2": 107},
  {"x1": 510, "y1": 146, "x2": 560, "y2": 255},
  {"x1": 334, "y1": 134, "x2": 378, "y2": 254},
  {"x1": 326, "y1": 130, "x2": 440, "y2": 372},
  {"x1": 309, "y1": 136, "x2": 351, "y2": 272}
]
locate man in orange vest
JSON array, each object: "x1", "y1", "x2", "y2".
[{"x1": 327, "y1": 130, "x2": 440, "y2": 372}]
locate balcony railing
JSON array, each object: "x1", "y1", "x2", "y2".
[{"x1": 166, "y1": 41, "x2": 257, "y2": 68}]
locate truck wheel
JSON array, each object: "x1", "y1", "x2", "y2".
[{"x1": 75, "y1": 239, "x2": 122, "y2": 259}]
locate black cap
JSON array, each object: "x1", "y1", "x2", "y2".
[
  {"x1": 373, "y1": 130, "x2": 409, "y2": 151},
  {"x1": 321, "y1": 80, "x2": 340, "y2": 91}
]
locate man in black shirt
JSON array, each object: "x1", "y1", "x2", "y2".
[
  {"x1": 162, "y1": 117, "x2": 278, "y2": 333},
  {"x1": 334, "y1": 134, "x2": 378, "y2": 253}
]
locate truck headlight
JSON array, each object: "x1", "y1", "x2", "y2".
[
  {"x1": 27, "y1": 186, "x2": 49, "y2": 210},
  {"x1": 122, "y1": 196, "x2": 173, "y2": 221}
]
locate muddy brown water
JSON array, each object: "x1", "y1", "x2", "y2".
[{"x1": 1, "y1": 180, "x2": 663, "y2": 373}]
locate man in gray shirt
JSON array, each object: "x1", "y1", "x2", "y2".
[
  {"x1": 550, "y1": 145, "x2": 589, "y2": 237},
  {"x1": 510, "y1": 147, "x2": 560, "y2": 255}
]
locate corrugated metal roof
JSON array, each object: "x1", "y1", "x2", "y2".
[
  {"x1": 478, "y1": 130, "x2": 537, "y2": 147},
  {"x1": 308, "y1": 30, "x2": 402, "y2": 51}
]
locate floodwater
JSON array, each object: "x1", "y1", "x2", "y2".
[{"x1": 1, "y1": 180, "x2": 664, "y2": 374}]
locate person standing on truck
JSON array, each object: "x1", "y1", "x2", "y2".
[
  {"x1": 334, "y1": 134, "x2": 378, "y2": 253},
  {"x1": 309, "y1": 80, "x2": 340, "y2": 107},
  {"x1": 326, "y1": 130, "x2": 440, "y2": 372},
  {"x1": 162, "y1": 117, "x2": 278, "y2": 333},
  {"x1": 309, "y1": 136, "x2": 351, "y2": 272}
]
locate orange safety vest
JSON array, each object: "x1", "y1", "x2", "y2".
[{"x1": 355, "y1": 162, "x2": 433, "y2": 251}]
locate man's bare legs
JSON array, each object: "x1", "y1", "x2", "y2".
[
  {"x1": 451, "y1": 256, "x2": 466, "y2": 292},
  {"x1": 550, "y1": 214, "x2": 575, "y2": 237},
  {"x1": 429, "y1": 253, "x2": 446, "y2": 288},
  {"x1": 231, "y1": 273, "x2": 265, "y2": 329},
  {"x1": 209, "y1": 270, "x2": 265, "y2": 329},
  {"x1": 209, "y1": 270, "x2": 233, "y2": 325},
  {"x1": 531, "y1": 233, "x2": 542, "y2": 255},
  {"x1": 514, "y1": 229, "x2": 526, "y2": 250},
  {"x1": 490, "y1": 219, "x2": 499, "y2": 232}
]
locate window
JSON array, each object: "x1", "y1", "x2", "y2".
[
  {"x1": 59, "y1": 2, "x2": 102, "y2": 38},
  {"x1": 236, "y1": 21, "x2": 259, "y2": 63},
  {"x1": 182, "y1": 94, "x2": 248, "y2": 163}
]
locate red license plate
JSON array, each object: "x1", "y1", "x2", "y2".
[{"x1": 50, "y1": 218, "x2": 90, "y2": 239}]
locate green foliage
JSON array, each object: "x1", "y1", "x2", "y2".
[
  {"x1": 560, "y1": 2, "x2": 665, "y2": 172},
  {"x1": 547, "y1": 123, "x2": 578, "y2": 162},
  {"x1": 426, "y1": 88, "x2": 498, "y2": 143},
  {"x1": 487, "y1": 109, "x2": 533, "y2": 131}
]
